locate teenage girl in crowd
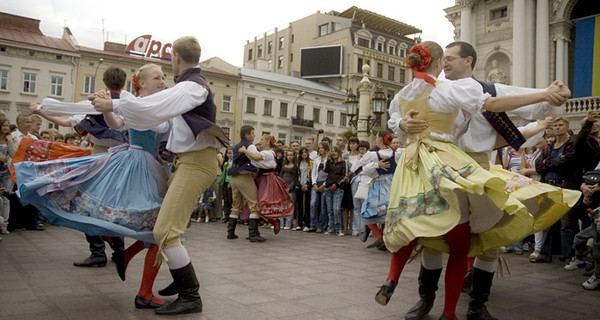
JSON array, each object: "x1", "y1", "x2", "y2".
[
  {"x1": 297, "y1": 147, "x2": 312, "y2": 231},
  {"x1": 0, "y1": 118, "x2": 16, "y2": 235},
  {"x1": 346, "y1": 137, "x2": 361, "y2": 236},
  {"x1": 279, "y1": 149, "x2": 299, "y2": 229},
  {"x1": 309, "y1": 142, "x2": 330, "y2": 232},
  {"x1": 323, "y1": 146, "x2": 348, "y2": 236},
  {"x1": 219, "y1": 148, "x2": 233, "y2": 222}
]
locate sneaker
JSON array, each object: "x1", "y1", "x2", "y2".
[
  {"x1": 303, "y1": 227, "x2": 310, "y2": 232},
  {"x1": 582, "y1": 273, "x2": 600, "y2": 290},
  {"x1": 324, "y1": 231, "x2": 331, "y2": 235},
  {"x1": 564, "y1": 256, "x2": 586, "y2": 271},
  {"x1": 316, "y1": 229, "x2": 323, "y2": 233},
  {"x1": 338, "y1": 232, "x2": 345, "y2": 237},
  {"x1": 0, "y1": 229, "x2": 9, "y2": 235},
  {"x1": 295, "y1": 226, "x2": 302, "y2": 231},
  {"x1": 204, "y1": 216, "x2": 209, "y2": 223},
  {"x1": 283, "y1": 226, "x2": 291, "y2": 230},
  {"x1": 351, "y1": 233, "x2": 359, "y2": 236}
]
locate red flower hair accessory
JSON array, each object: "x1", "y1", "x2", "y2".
[
  {"x1": 132, "y1": 74, "x2": 141, "y2": 97},
  {"x1": 269, "y1": 136, "x2": 276, "y2": 149},
  {"x1": 406, "y1": 45, "x2": 432, "y2": 72},
  {"x1": 383, "y1": 133, "x2": 393, "y2": 147}
]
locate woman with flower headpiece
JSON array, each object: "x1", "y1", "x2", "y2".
[
  {"x1": 16, "y1": 63, "x2": 171, "y2": 309},
  {"x1": 355, "y1": 129, "x2": 403, "y2": 250},
  {"x1": 239, "y1": 134, "x2": 294, "y2": 235},
  {"x1": 372, "y1": 41, "x2": 574, "y2": 320}
]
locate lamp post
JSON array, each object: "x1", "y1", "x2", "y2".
[
  {"x1": 344, "y1": 63, "x2": 386, "y2": 141},
  {"x1": 288, "y1": 91, "x2": 305, "y2": 144}
]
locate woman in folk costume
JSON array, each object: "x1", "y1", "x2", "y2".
[
  {"x1": 239, "y1": 134, "x2": 294, "y2": 233},
  {"x1": 373, "y1": 41, "x2": 579, "y2": 320},
  {"x1": 14, "y1": 63, "x2": 171, "y2": 309},
  {"x1": 357, "y1": 129, "x2": 402, "y2": 250}
]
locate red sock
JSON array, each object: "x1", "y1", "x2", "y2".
[
  {"x1": 442, "y1": 223, "x2": 470, "y2": 320},
  {"x1": 385, "y1": 239, "x2": 418, "y2": 285},
  {"x1": 467, "y1": 256, "x2": 475, "y2": 270},
  {"x1": 124, "y1": 240, "x2": 145, "y2": 275},
  {"x1": 367, "y1": 224, "x2": 382, "y2": 240},
  {"x1": 137, "y1": 244, "x2": 164, "y2": 304}
]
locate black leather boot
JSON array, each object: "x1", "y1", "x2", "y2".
[
  {"x1": 107, "y1": 236, "x2": 126, "y2": 280},
  {"x1": 462, "y1": 267, "x2": 473, "y2": 293},
  {"x1": 466, "y1": 268, "x2": 497, "y2": 320},
  {"x1": 227, "y1": 218, "x2": 239, "y2": 239},
  {"x1": 158, "y1": 282, "x2": 180, "y2": 297},
  {"x1": 74, "y1": 234, "x2": 107, "y2": 267},
  {"x1": 155, "y1": 263, "x2": 202, "y2": 315},
  {"x1": 360, "y1": 226, "x2": 371, "y2": 242},
  {"x1": 375, "y1": 280, "x2": 395, "y2": 305},
  {"x1": 405, "y1": 265, "x2": 442, "y2": 320},
  {"x1": 248, "y1": 218, "x2": 266, "y2": 242}
]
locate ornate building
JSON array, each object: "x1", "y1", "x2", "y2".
[{"x1": 445, "y1": 0, "x2": 600, "y2": 130}]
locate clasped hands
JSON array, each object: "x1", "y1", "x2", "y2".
[
  {"x1": 88, "y1": 90, "x2": 113, "y2": 112},
  {"x1": 546, "y1": 80, "x2": 571, "y2": 106}
]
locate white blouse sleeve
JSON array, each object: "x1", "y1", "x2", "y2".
[
  {"x1": 429, "y1": 78, "x2": 491, "y2": 115},
  {"x1": 359, "y1": 151, "x2": 380, "y2": 178},
  {"x1": 496, "y1": 84, "x2": 553, "y2": 120},
  {"x1": 39, "y1": 98, "x2": 100, "y2": 116},
  {"x1": 250, "y1": 149, "x2": 277, "y2": 169},
  {"x1": 113, "y1": 82, "x2": 208, "y2": 130}
]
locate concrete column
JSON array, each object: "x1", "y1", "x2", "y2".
[
  {"x1": 460, "y1": 5, "x2": 472, "y2": 43},
  {"x1": 563, "y1": 37, "x2": 569, "y2": 86},
  {"x1": 526, "y1": 0, "x2": 536, "y2": 87},
  {"x1": 357, "y1": 64, "x2": 372, "y2": 142},
  {"x1": 536, "y1": 0, "x2": 550, "y2": 88},
  {"x1": 555, "y1": 37, "x2": 565, "y2": 84},
  {"x1": 512, "y1": 0, "x2": 527, "y2": 86}
]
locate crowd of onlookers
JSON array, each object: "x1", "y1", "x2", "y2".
[{"x1": 499, "y1": 114, "x2": 600, "y2": 290}]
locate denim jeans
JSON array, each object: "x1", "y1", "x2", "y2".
[
  {"x1": 280, "y1": 191, "x2": 297, "y2": 228},
  {"x1": 351, "y1": 178, "x2": 363, "y2": 235},
  {"x1": 324, "y1": 188, "x2": 343, "y2": 233},
  {"x1": 310, "y1": 183, "x2": 328, "y2": 230},
  {"x1": 505, "y1": 241, "x2": 523, "y2": 253}
]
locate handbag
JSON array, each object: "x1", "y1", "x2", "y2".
[{"x1": 354, "y1": 179, "x2": 371, "y2": 200}]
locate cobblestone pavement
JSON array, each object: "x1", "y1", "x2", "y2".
[{"x1": 1, "y1": 222, "x2": 599, "y2": 320}]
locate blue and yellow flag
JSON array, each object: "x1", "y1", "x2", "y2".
[{"x1": 573, "y1": 15, "x2": 600, "y2": 98}]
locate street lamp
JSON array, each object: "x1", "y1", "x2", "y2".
[
  {"x1": 344, "y1": 64, "x2": 386, "y2": 140},
  {"x1": 344, "y1": 91, "x2": 358, "y2": 127},
  {"x1": 288, "y1": 91, "x2": 306, "y2": 144}
]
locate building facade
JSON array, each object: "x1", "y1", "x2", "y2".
[
  {"x1": 0, "y1": 12, "x2": 79, "y2": 127},
  {"x1": 243, "y1": 6, "x2": 422, "y2": 135},
  {"x1": 240, "y1": 67, "x2": 347, "y2": 145},
  {"x1": 445, "y1": 0, "x2": 600, "y2": 130}
]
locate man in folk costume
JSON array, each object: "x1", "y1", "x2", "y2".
[
  {"x1": 227, "y1": 125, "x2": 267, "y2": 242},
  {"x1": 384, "y1": 41, "x2": 572, "y2": 320},
  {"x1": 92, "y1": 36, "x2": 228, "y2": 315}
]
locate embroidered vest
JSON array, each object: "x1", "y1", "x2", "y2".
[{"x1": 229, "y1": 139, "x2": 257, "y2": 175}]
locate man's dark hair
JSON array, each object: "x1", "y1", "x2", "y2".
[
  {"x1": 103, "y1": 67, "x2": 127, "y2": 90},
  {"x1": 240, "y1": 125, "x2": 254, "y2": 140},
  {"x1": 446, "y1": 41, "x2": 477, "y2": 69}
]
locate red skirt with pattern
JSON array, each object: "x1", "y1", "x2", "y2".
[{"x1": 255, "y1": 173, "x2": 294, "y2": 219}]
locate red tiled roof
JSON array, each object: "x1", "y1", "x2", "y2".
[{"x1": 0, "y1": 27, "x2": 77, "y2": 52}]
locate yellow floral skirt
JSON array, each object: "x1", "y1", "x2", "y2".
[{"x1": 383, "y1": 142, "x2": 580, "y2": 257}]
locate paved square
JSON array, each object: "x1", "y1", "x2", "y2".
[{"x1": 1, "y1": 223, "x2": 599, "y2": 319}]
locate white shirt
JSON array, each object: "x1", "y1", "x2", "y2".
[
  {"x1": 388, "y1": 77, "x2": 553, "y2": 153},
  {"x1": 12, "y1": 129, "x2": 37, "y2": 146},
  {"x1": 311, "y1": 156, "x2": 327, "y2": 184},
  {"x1": 248, "y1": 146, "x2": 277, "y2": 169},
  {"x1": 358, "y1": 148, "x2": 403, "y2": 179},
  {"x1": 113, "y1": 80, "x2": 222, "y2": 153},
  {"x1": 309, "y1": 150, "x2": 318, "y2": 161}
]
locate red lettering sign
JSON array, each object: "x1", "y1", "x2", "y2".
[{"x1": 127, "y1": 35, "x2": 172, "y2": 60}]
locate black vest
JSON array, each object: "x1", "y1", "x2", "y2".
[
  {"x1": 229, "y1": 139, "x2": 258, "y2": 175},
  {"x1": 75, "y1": 90, "x2": 129, "y2": 142},
  {"x1": 476, "y1": 80, "x2": 526, "y2": 150},
  {"x1": 176, "y1": 68, "x2": 229, "y2": 146}
]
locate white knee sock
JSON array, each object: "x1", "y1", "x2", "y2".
[
  {"x1": 163, "y1": 245, "x2": 191, "y2": 270},
  {"x1": 473, "y1": 257, "x2": 497, "y2": 273},
  {"x1": 422, "y1": 249, "x2": 444, "y2": 270}
]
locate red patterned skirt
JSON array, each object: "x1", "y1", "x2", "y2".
[{"x1": 255, "y1": 173, "x2": 294, "y2": 219}]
